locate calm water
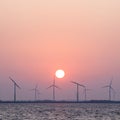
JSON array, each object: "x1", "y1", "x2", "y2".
[{"x1": 0, "y1": 103, "x2": 120, "y2": 120}]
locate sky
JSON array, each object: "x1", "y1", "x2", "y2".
[{"x1": 0, "y1": 0, "x2": 120, "y2": 101}]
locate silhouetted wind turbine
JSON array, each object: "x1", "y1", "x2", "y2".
[
  {"x1": 31, "y1": 85, "x2": 39, "y2": 101},
  {"x1": 47, "y1": 76, "x2": 60, "y2": 101},
  {"x1": 83, "y1": 86, "x2": 91, "y2": 101},
  {"x1": 71, "y1": 81, "x2": 85, "y2": 102},
  {"x1": 9, "y1": 76, "x2": 21, "y2": 102},
  {"x1": 102, "y1": 78, "x2": 114, "y2": 101}
]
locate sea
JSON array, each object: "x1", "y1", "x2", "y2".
[{"x1": 0, "y1": 103, "x2": 120, "y2": 120}]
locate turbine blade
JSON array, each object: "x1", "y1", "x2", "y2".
[
  {"x1": 71, "y1": 81, "x2": 77, "y2": 84},
  {"x1": 78, "y1": 83, "x2": 85, "y2": 87},
  {"x1": 9, "y1": 76, "x2": 21, "y2": 89},
  {"x1": 9, "y1": 76, "x2": 15, "y2": 83},
  {"x1": 110, "y1": 76, "x2": 113, "y2": 86},
  {"x1": 46, "y1": 85, "x2": 53, "y2": 89},
  {"x1": 102, "y1": 85, "x2": 109, "y2": 88},
  {"x1": 54, "y1": 85, "x2": 61, "y2": 89},
  {"x1": 15, "y1": 83, "x2": 21, "y2": 89},
  {"x1": 71, "y1": 81, "x2": 85, "y2": 87}
]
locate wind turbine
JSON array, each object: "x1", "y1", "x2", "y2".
[
  {"x1": 47, "y1": 76, "x2": 60, "y2": 101},
  {"x1": 9, "y1": 76, "x2": 21, "y2": 102},
  {"x1": 71, "y1": 81, "x2": 85, "y2": 102},
  {"x1": 83, "y1": 86, "x2": 91, "y2": 101},
  {"x1": 102, "y1": 78, "x2": 114, "y2": 101},
  {"x1": 31, "y1": 84, "x2": 39, "y2": 101}
]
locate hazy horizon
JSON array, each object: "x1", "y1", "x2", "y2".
[{"x1": 0, "y1": 0, "x2": 120, "y2": 101}]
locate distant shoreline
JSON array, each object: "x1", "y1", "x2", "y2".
[{"x1": 0, "y1": 100, "x2": 120, "y2": 103}]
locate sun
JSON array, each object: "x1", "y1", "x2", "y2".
[{"x1": 55, "y1": 69, "x2": 65, "y2": 78}]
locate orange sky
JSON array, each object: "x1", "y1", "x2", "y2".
[{"x1": 0, "y1": 0, "x2": 120, "y2": 101}]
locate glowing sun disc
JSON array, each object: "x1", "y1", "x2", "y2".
[{"x1": 55, "y1": 70, "x2": 65, "y2": 78}]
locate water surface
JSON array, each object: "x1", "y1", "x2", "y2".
[{"x1": 0, "y1": 103, "x2": 120, "y2": 120}]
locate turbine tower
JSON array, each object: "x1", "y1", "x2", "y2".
[
  {"x1": 102, "y1": 78, "x2": 114, "y2": 101},
  {"x1": 71, "y1": 81, "x2": 85, "y2": 102},
  {"x1": 9, "y1": 76, "x2": 21, "y2": 102},
  {"x1": 47, "y1": 76, "x2": 60, "y2": 101},
  {"x1": 37, "y1": 90, "x2": 41, "y2": 100}
]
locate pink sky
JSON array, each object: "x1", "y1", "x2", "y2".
[{"x1": 0, "y1": 0, "x2": 120, "y2": 101}]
